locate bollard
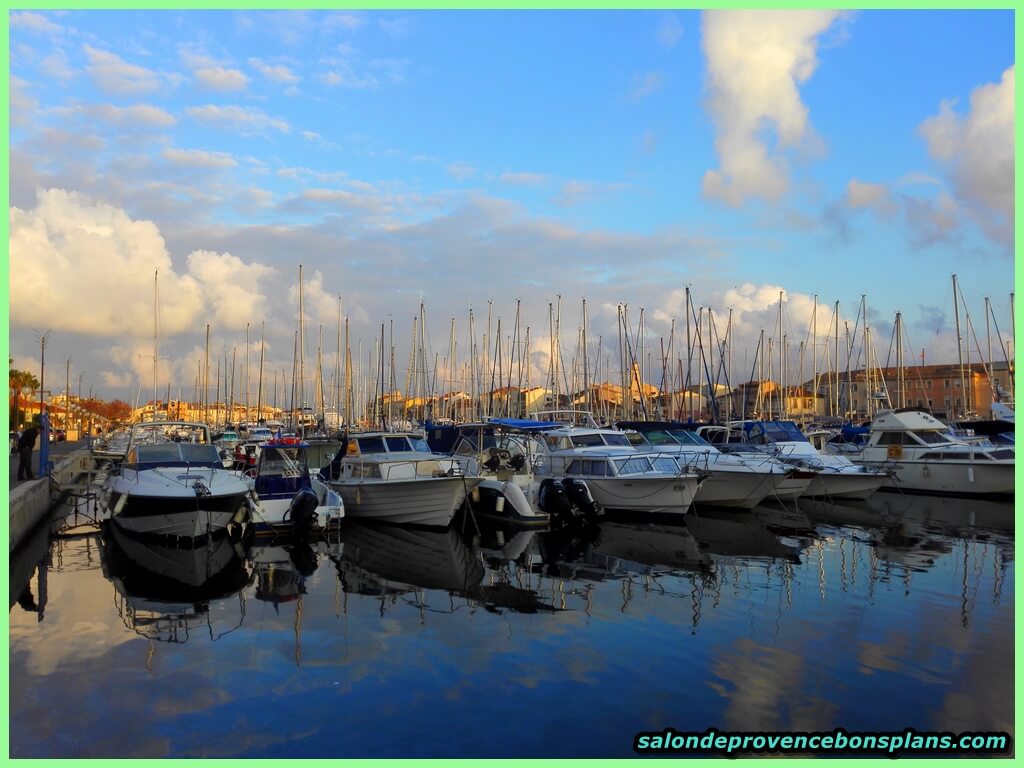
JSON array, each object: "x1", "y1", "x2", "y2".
[{"x1": 38, "y1": 412, "x2": 50, "y2": 479}]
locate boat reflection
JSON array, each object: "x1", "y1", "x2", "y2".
[
  {"x1": 685, "y1": 509, "x2": 803, "y2": 562},
  {"x1": 332, "y1": 521, "x2": 485, "y2": 597},
  {"x1": 100, "y1": 522, "x2": 253, "y2": 643},
  {"x1": 592, "y1": 521, "x2": 711, "y2": 574}
]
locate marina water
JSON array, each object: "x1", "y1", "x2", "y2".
[{"x1": 9, "y1": 492, "x2": 1013, "y2": 758}]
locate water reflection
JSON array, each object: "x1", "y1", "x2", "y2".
[
  {"x1": 101, "y1": 523, "x2": 253, "y2": 644},
  {"x1": 9, "y1": 490, "x2": 1013, "y2": 758}
]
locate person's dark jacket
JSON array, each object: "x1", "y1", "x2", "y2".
[{"x1": 17, "y1": 427, "x2": 39, "y2": 451}]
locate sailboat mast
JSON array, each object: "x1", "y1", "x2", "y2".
[
  {"x1": 256, "y1": 321, "x2": 265, "y2": 423},
  {"x1": 245, "y1": 322, "x2": 250, "y2": 425},
  {"x1": 203, "y1": 324, "x2": 210, "y2": 424},
  {"x1": 152, "y1": 268, "x2": 159, "y2": 422},
  {"x1": 952, "y1": 274, "x2": 967, "y2": 418},
  {"x1": 298, "y1": 264, "x2": 305, "y2": 411}
]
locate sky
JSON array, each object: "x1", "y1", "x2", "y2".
[{"x1": 7, "y1": 10, "x2": 1016, "y2": 406}]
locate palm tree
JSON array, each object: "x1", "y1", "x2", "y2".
[{"x1": 10, "y1": 361, "x2": 40, "y2": 429}]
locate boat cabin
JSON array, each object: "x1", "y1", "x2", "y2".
[
  {"x1": 123, "y1": 442, "x2": 224, "y2": 470},
  {"x1": 254, "y1": 439, "x2": 313, "y2": 499}
]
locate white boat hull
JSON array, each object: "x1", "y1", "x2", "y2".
[
  {"x1": 803, "y1": 470, "x2": 887, "y2": 500},
  {"x1": 862, "y1": 459, "x2": 1014, "y2": 497},
  {"x1": 330, "y1": 476, "x2": 481, "y2": 527},
  {"x1": 472, "y1": 478, "x2": 549, "y2": 525},
  {"x1": 693, "y1": 469, "x2": 773, "y2": 509},
  {"x1": 585, "y1": 475, "x2": 702, "y2": 515}
]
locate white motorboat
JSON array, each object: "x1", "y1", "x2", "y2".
[
  {"x1": 849, "y1": 409, "x2": 1014, "y2": 497},
  {"x1": 428, "y1": 418, "x2": 553, "y2": 526},
  {"x1": 737, "y1": 420, "x2": 889, "y2": 500},
  {"x1": 695, "y1": 425, "x2": 815, "y2": 500},
  {"x1": 101, "y1": 421, "x2": 252, "y2": 539},
  {"x1": 534, "y1": 424, "x2": 705, "y2": 516},
  {"x1": 248, "y1": 437, "x2": 344, "y2": 533},
  {"x1": 322, "y1": 431, "x2": 482, "y2": 528},
  {"x1": 616, "y1": 421, "x2": 777, "y2": 509}
]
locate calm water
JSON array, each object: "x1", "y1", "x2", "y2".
[{"x1": 10, "y1": 492, "x2": 1014, "y2": 758}]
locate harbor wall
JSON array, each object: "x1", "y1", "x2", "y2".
[{"x1": 10, "y1": 449, "x2": 95, "y2": 553}]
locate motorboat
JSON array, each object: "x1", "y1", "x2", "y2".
[
  {"x1": 693, "y1": 424, "x2": 815, "y2": 500},
  {"x1": 616, "y1": 421, "x2": 777, "y2": 509},
  {"x1": 101, "y1": 421, "x2": 253, "y2": 539},
  {"x1": 427, "y1": 418, "x2": 552, "y2": 526},
  {"x1": 736, "y1": 420, "x2": 889, "y2": 500},
  {"x1": 848, "y1": 409, "x2": 1014, "y2": 497},
  {"x1": 321, "y1": 431, "x2": 483, "y2": 528},
  {"x1": 248, "y1": 437, "x2": 344, "y2": 534},
  {"x1": 534, "y1": 424, "x2": 706, "y2": 516}
]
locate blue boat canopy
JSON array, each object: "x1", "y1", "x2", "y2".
[{"x1": 485, "y1": 417, "x2": 560, "y2": 431}]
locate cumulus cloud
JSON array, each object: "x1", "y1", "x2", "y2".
[
  {"x1": 701, "y1": 10, "x2": 847, "y2": 206},
  {"x1": 9, "y1": 190, "x2": 278, "y2": 340},
  {"x1": 83, "y1": 44, "x2": 162, "y2": 95},
  {"x1": 186, "y1": 250, "x2": 277, "y2": 330},
  {"x1": 10, "y1": 189, "x2": 204, "y2": 336},
  {"x1": 918, "y1": 66, "x2": 1014, "y2": 246},
  {"x1": 184, "y1": 104, "x2": 290, "y2": 134}
]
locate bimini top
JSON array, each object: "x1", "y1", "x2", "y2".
[{"x1": 484, "y1": 417, "x2": 561, "y2": 431}]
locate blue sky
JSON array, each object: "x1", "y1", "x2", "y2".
[{"x1": 7, "y1": 10, "x2": 1015, "y2": 403}]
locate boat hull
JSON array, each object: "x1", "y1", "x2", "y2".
[
  {"x1": 803, "y1": 471, "x2": 887, "y2": 500},
  {"x1": 584, "y1": 475, "x2": 701, "y2": 515},
  {"x1": 693, "y1": 469, "x2": 773, "y2": 509},
  {"x1": 109, "y1": 491, "x2": 248, "y2": 538},
  {"x1": 862, "y1": 459, "x2": 1014, "y2": 497},
  {"x1": 330, "y1": 476, "x2": 481, "y2": 527},
  {"x1": 471, "y1": 478, "x2": 549, "y2": 526}
]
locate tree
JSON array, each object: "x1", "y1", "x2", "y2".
[{"x1": 9, "y1": 362, "x2": 40, "y2": 429}]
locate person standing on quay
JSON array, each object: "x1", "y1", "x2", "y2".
[{"x1": 16, "y1": 424, "x2": 39, "y2": 481}]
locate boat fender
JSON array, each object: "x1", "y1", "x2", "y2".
[
  {"x1": 968, "y1": 467, "x2": 974, "y2": 483},
  {"x1": 495, "y1": 495, "x2": 506, "y2": 513},
  {"x1": 112, "y1": 493, "x2": 128, "y2": 515},
  {"x1": 471, "y1": 486, "x2": 481, "y2": 503}
]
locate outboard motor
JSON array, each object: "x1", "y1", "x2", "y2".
[
  {"x1": 286, "y1": 486, "x2": 320, "y2": 534},
  {"x1": 561, "y1": 478, "x2": 599, "y2": 519},
  {"x1": 537, "y1": 478, "x2": 572, "y2": 518}
]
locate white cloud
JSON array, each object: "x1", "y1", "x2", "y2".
[
  {"x1": 75, "y1": 102, "x2": 176, "y2": 128},
  {"x1": 11, "y1": 11, "x2": 63, "y2": 36},
  {"x1": 846, "y1": 179, "x2": 897, "y2": 217},
  {"x1": 39, "y1": 49, "x2": 76, "y2": 81},
  {"x1": 194, "y1": 66, "x2": 249, "y2": 92},
  {"x1": 657, "y1": 14, "x2": 684, "y2": 49},
  {"x1": 184, "y1": 104, "x2": 290, "y2": 134},
  {"x1": 379, "y1": 17, "x2": 413, "y2": 38},
  {"x1": 918, "y1": 66, "x2": 1014, "y2": 245},
  {"x1": 9, "y1": 189, "x2": 204, "y2": 336},
  {"x1": 700, "y1": 10, "x2": 847, "y2": 206},
  {"x1": 186, "y1": 250, "x2": 277, "y2": 330},
  {"x1": 248, "y1": 58, "x2": 301, "y2": 84},
  {"x1": 83, "y1": 44, "x2": 161, "y2": 95},
  {"x1": 162, "y1": 148, "x2": 238, "y2": 168},
  {"x1": 9, "y1": 190, "x2": 279, "y2": 341}
]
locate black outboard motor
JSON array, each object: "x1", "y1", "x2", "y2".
[
  {"x1": 561, "y1": 479, "x2": 599, "y2": 519},
  {"x1": 537, "y1": 478, "x2": 572, "y2": 518},
  {"x1": 286, "y1": 487, "x2": 319, "y2": 534}
]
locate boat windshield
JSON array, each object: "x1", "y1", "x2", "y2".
[
  {"x1": 260, "y1": 446, "x2": 309, "y2": 477},
  {"x1": 912, "y1": 430, "x2": 953, "y2": 445},
  {"x1": 667, "y1": 429, "x2": 712, "y2": 447},
  {"x1": 747, "y1": 421, "x2": 809, "y2": 443}
]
